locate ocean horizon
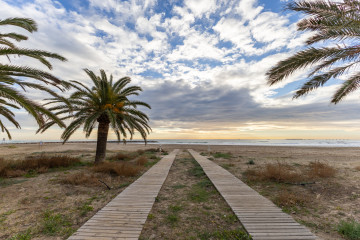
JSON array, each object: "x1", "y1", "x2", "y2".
[{"x1": 4, "y1": 139, "x2": 360, "y2": 147}]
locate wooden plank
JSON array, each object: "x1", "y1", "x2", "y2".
[
  {"x1": 188, "y1": 149, "x2": 317, "y2": 240},
  {"x1": 68, "y1": 149, "x2": 179, "y2": 240}
]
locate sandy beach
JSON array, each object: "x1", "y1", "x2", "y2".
[{"x1": 0, "y1": 142, "x2": 360, "y2": 239}]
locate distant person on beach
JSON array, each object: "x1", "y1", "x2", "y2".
[{"x1": 39, "y1": 141, "x2": 43, "y2": 150}]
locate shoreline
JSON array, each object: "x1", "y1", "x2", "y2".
[{"x1": 3, "y1": 141, "x2": 360, "y2": 148}]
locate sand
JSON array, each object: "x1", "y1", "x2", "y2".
[
  {"x1": 1, "y1": 142, "x2": 360, "y2": 239},
  {"x1": 2, "y1": 142, "x2": 360, "y2": 167}
]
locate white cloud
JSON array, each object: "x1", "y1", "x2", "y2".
[
  {"x1": 2, "y1": 0, "x2": 360, "y2": 140},
  {"x1": 236, "y1": 0, "x2": 263, "y2": 21},
  {"x1": 185, "y1": 0, "x2": 217, "y2": 18}
]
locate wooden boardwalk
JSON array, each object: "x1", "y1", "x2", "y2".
[
  {"x1": 68, "y1": 149, "x2": 179, "y2": 240},
  {"x1": 188, "y1": 149, "x2": 317, "y2": 240}
]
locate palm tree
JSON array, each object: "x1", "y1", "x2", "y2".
[
  {"x1": 0, "y1": 17, "x2": 67, "y2": 139},
  {"x1": 39, "y1": 69, "x2": 151, "y2": 163},
  {"x1": 266, "y1": 0, "x2": 360, "y2": 104}
]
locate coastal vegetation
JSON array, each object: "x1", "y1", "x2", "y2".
[
  {"x1": 0, "y1": 146, "x2": 162, "y2": 239},
  {"x1": 208, "y1": 146, "x2": 359, "y2": 240},
  {"x1": 39, "y1": 69, "x2": 151, "y2": 163},
  {"x1": 338, "y1": 220, "x2": 360, "y2": 240},
  {"x1": 0, "y1": 17, "x2": 67, "y2": 139},
  {"x1": 244, "y1": 161, "x2": 336, "y2": 183},
  {"x1": 267, "y1": 0, "x2": 360, "y2": 103},
  {"x1": 140, "y1": 150, "x2": 251, "y2": 240},
  {"x1": 0, "y1": 155, "x2": 81, "y2": 178}
]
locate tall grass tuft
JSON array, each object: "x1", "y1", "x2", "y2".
[
  {"x1": 337, "y1": 220, "x2": 360, "y2": 240},
  {"x1": 308, "y1": 161, "x2": 336, "y2": 178},
  {"x1": 0, "y1": 155, "x2": 80, "y2": 178},
  {"x1": 92, "y1": 162, "x2": 140, "y2": 177},
  {"x1": 108, "y1": 151, "x2": 152, "y2": 162},
  {"x1": 245, "y1": 162, "x2": 303, "y2": 183},
  {"x1": 275, "y1": 191, "x2": 310, "y2": 207},
  {"x1": 59, "y1": 172, "x2": 100, "y2": 186},
  {"x1": 136, "y1": 156, "x2": 148, "y2": 166},
  {"x1": 245, "y1": 161, "x2": 336, "y2": 183}
]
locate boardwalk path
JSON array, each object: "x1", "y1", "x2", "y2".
[
  {"x1": 68, "y1": 149, "x2": 179, "y2": 240},
  {"x1": 188, "y1": 149, "x2": 316, "y2": 240}
]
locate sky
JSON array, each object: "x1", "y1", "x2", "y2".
[{"x1": 1, "y1": 0, "x2": 360, "y2": 141}]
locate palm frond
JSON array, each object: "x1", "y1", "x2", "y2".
[
  {"x1": 332, "y1": 72, "x2": 360, "y2": 104},
  {"x1": 0, "y1": 18, "x2": 37, "y2": 32},
  {"x1": 267, "y1": 0, "x2": 360, "y2": 104},
  {"x1": 0, "y1": 33, "x2": 28, "y2": 42}
]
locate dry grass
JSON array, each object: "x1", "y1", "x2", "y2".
[
  {"x1": 136, "y1": 156, "x2": 148, "y2": 166},
  {"x1": 109, "y1": 152, "x2": 139, "y2": 161},
  {"x1": 274, "y1": 190, "x2": 310, "y2": 207},
  {"x1": 245, "y1": 162, "x2": 303, "y2": 183},
  {"x1": 143, "y1": 148, "x2": 160, "y2": 153},
  {"x1": 92, "y1": 162, "x2": 140, "y2": 177},
  {"x1": 59, "y1": 172, "x2": 100, "y2": 186},
  {"x1": 308, "y1": 161, "x2": 336, "y2": 178},
  {"x1": 0, "y1": 155, "x2": 81, "y2": 178},
  {"x1": 245, "y1": 161, "x2": 336, "y2": 183}
]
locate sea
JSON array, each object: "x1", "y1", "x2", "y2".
[
  {"x1": 155, "y1": 139, "x2": 360, "y2": 147},
  {"x1": 3, "y1": 139, "x2": 360, "y2": 147}
]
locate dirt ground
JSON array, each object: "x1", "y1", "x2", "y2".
[
  {"x1": 0, "y1": 143, "x2": 162, "y2": 240},
  {"x1": 1, "y1": 143, "x2": 360, "y2": 239},
  {"x1": 192, "y1": 146, "x2": 360, "y2": 240},
  {"x1": 140, "y1": 150, "x2": 249, "y2": 240}
]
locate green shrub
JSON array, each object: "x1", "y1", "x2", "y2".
[
  {"x1": 246, "y1": 159, "x2": 255, "y2": 165},
  {"x1": 188, "y1": 165, "x2": 205, "y2": 177},
  {"x1": 167, "y1": 214, "x2": 179, "y2": 223},
  {"x1": 198, "y1": 228, "x2": 251, "y2": 240},
  {"x1": 7, "y1": 229, "x2": 32, "y2": 240},
  {"x1": 212, "y1": 152, "x2": 232, "y2": 159},
  {"x1": 188, "y1": 185, "x2": 209, "y2": 202},
  {"x1": 41, "y1": 210, "x2": 71, "y2": 236},
  {"x1": 338, "y1": 220, "x2": 360, "y2": 240}
]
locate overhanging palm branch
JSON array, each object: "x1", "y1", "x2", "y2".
[
  {"x1": 266, "y1": 0, "x2": 360, "y2": 104},
  {"x1": 0, "y1": 17, "x2": 67, "y2": 139},
  {"x1": 39, "y1": 69, "x2": 151, "y2": 163}
]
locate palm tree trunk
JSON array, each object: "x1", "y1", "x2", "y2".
[{"x1": 95, "y1": 120, "x2": 110, "y2": 163}]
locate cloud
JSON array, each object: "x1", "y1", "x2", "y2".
[
  {"x1": 140, "y1": 80, "x2": 360, "y2": 124},
  {"x1": 185, "y1": 0, "x2": 217, "y2": 18},
  {"x1": 1, "y1": 0, "x2": 360, "y2": 140}
]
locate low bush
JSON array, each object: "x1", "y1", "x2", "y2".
[
  {"x1": 188, "y1": 185, "x2": 209, "y2": 202},
  {"x1": 337, "y1": 220, "x2": 360, "y2": 240},
  {"x1": 275, "y1": 191, "x2": 310, "y2": 207},
  {"x1": 0, "y1": 155, "x2": 81, "y2": 178},
  {"x1": 8, "y1": 229, "x2": 32, "y2": 240},
  {"x1": 245, "y1": 162, "x2": 303, "y2": 183},
  {"x1": 41, "y1": 210, "x2": 72, "y2": 236},
  {"x1": 136, "y1": 149, "x2": 146, "y2": 155},
  {"x1": 198, "y1": 228, "x2": 251, "y2": 240},
  {"x1": 136, "y1": 156, "x2": 148, "y2": 166},
  {"x1": 109, "y1": 152, "x2": 137, "y2": 161},
  {"x1": 59, "y1": 172, "x2": 100, "y2": 186},
  {"x1": 355, "y1": 166, "x2": 360, "y2": 171},
  {"x1": 188, "y1": 165, "x2": 205, "y2": 177},
  {"x1": 213, "y1": 152, "x2": 232, "y2": 159},
  {"x1": 308, "y1": 161, "x2": 336, "y2": 178},
  {"x1": 246, "y1": 159, "x2": 255, "y2": 165},
  {"x1": 245, "y1": 161, "x2": 336, "y2": 183},
  {"x1": 144, "y1": 148, "x2": 159, "y2": 153},
  {"x1": 92, "y1": 162, "x2": 140, "y2": 177}
]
